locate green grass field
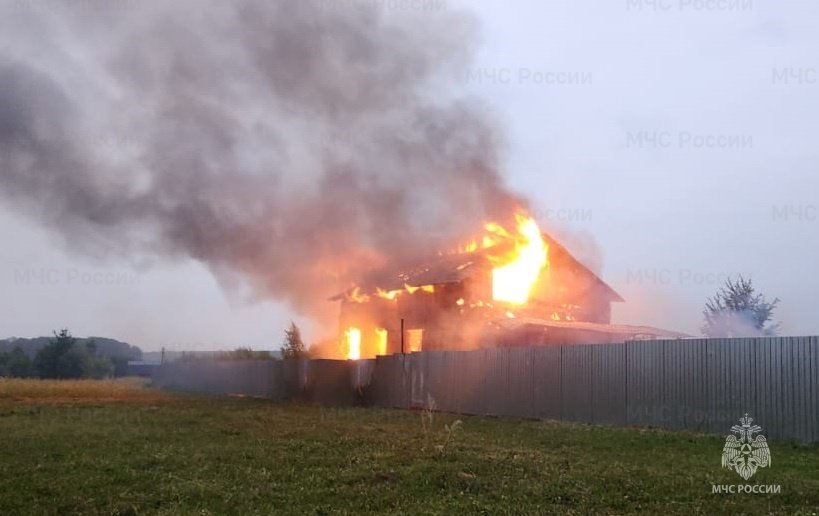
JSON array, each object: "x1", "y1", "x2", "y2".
[{"x1": 0, "y1": 379, "x2": 817, "y2": 515}]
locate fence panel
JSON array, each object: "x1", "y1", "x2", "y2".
[
  {"x1": 152, "y1": 336, "x2": 819, "y2": 443},
  {"x1": 752, "y1": 338, "x2": 775, "y2": 440},
  {"x1": 592, "y1": 344, "x2": 625, "y2": 425},
  {"x1": 686, "y1": 339, "x2": 709, "y2": 432},
  {"x1": 705, "y1": 339, "x2": 726, "y2": 434},
  {"x1": 773, "y1": 337, "x2": 794, "y2": 439},
  {"x1": 663, "y1": 340, "x2": 686, "y2": 430},
  {"x1": 792, "y1": 336, "x2": 815, "y2": 442},
  {"x1": 561, "y1": 345, "x2": 593, "y2": 423},
  {"x1": 410, "y1": 352, "x2": 425, "y2": 408},
  {"x1": 458, "y1": 349, "x2": 487, "y2": 416},
  {"x1": 810, "y1": 336, "x2": 819, "y2": 443},
  {"x1": 304, "y1": 359, "x2": 356, "y2": 406},
  {"x1": 532, "y1": 347, "x2": 561, "y2": 419},
  {"x1": 505, "y1": 347, "x2": 535, "y2": 418},
  {"x1": 627, "y1": 340, "x2": 663, "y2": 427},
  {"x1": 368, "y1": 355, "x2": 395, "y2": 407},
  {"x1": 442, "y1": 351, "x2": 459, "y2": 413},
  {"x1": 481, "y1": 348, "x2": 503, "y2": 416},
  {"x1": 430, "y1": 352, "x2": 444, "y2": 411}
]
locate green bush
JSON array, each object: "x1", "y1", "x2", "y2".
[
  {"x1": 33, "y1": 330, "x2": 114, "y2": 379},
  {"x1": 0, "y1": 347, "x2": 33, "y2": 378}
]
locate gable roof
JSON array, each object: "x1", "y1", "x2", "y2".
[
  {"x1": 541, "y1": 233, "x2": 624, "y2": 302},
  {"x1": 332, "y1": 232, "x2": 623, "y2": 303}
]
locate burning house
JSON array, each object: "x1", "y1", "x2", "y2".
[{"x1": 333, "y1": 212, "x2": 685, "y2": 359}]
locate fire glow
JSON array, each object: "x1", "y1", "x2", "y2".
[
  {"x1": 453, "y1": 211, "x2": 550, "y2": 305},
  {"x1": 345, "y1": 327, "x2": 361, "y2": 360},
  {"x1": 340, "y1": 210, "x2": 549, "y2": 359},
  {"x1": 375, "y1": 328, "x2": 388, "y2": 356},
  {"x1": 487, "y1": 214, "x2": 549, "y2": 305}
]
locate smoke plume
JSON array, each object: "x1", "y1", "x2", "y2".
[{"x1": 0, "y1": 0, "x2": 523, "y2": 326}]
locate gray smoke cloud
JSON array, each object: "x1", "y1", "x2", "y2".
[{"x1": 0, "y1": 0, "x2": 523, "y2": 325}]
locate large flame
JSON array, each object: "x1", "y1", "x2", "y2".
[
  {"x1": 488, "y1": 213, "x2": 548, "y2": 305},
  {"x1": 341, "y1": 211, "x2": 547, "y2": 360},
  {"x1": 344, "y1": 327, "x2": 361, "y2": 360},
  {"x1": 375, "y1": 328, "x2": 388, "y2": 356},
  {"x1": 406, "y1": 329, "x2": 424, "y2": 352}
]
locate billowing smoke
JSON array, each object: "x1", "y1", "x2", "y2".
[
  {"x1": 701, "y1": 311, "x2": 774, "y2": 338},
  {"x1": 0, "y1": 1, "x2": 523, "y2": 328}
]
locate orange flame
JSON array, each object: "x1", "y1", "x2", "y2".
[
  {"x1": 406, "y1": 329, "x2": 423, "y2": 352},
  {"x1": 347, "y1": 287, "x2": 370, "y2": 303},
  {"x1": 487, "y1": 213, "x2": 549, "y2": 305},
  {"x1": 346, "y1": 210, "x2": 547, "y2": 355},
  {"x1": 375, "y1": 284, "x2": 434, "y2": 300},
  {"x1": 376, "y1": 288, "x2": 401, "y2": 300},
  {"x1": 345, "y1": 327, "x2": 361, "y2": 360},
  {"x1": 375, "y1": 328, "x2": 388, "y2": 356}
]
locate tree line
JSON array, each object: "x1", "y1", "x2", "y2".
[
  {"x1": 1, "y1": 322, "x2": 309, "y2": 377},
  {"x1": 176, "y1": 322, "x2": 310, "y2": 363},
  {"x1": 0, "y1": 278, "x2": 781, "y2": 379},
  {"x1": 0, "y1": 329, "x2": 120, "y2": 379}
]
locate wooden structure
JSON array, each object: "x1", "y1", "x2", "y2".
[{"x1": 333, "y1": 233, "x2": 633, "y2": 357}]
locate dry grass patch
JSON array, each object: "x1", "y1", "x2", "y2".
[{"x1": 0, "y1": 377, "x2": 174, "y2": 406}]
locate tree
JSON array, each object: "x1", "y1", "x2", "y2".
[
  {"x1": 57, "y1": 345, "x2": 85, "y2": 379},
  {"x1": 35, "y1": 329, "x2": 78, "y2": 379},
  {"x1": 83, "y1": 356, "x2": 114, "y2": 379},
  {"x1": 6, "y1": 346, "x2": 33, "y2": 377},
  {"x1": 280, "y1": 322, "x2": 308, "y2": 359},
  {"x1": 216, "y1": 347, "x2": 272, "y2": 361},
  {"x1": 81, "y1": 338, "x2": 114, "y2": 379},
  {"x1": 33, "y1": 329, "x2": 110, "y2": 379},
  {"x1": 0, "y1": 346, "x2": 33, "y2": 378},
  {"x1": 702, "y1": 276, "x2": 780, "y2": 337}
]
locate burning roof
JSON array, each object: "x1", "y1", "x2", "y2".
[
  {"x1": 331, "y1": 211, "x2": 633, "y2": 359},
  {"x1": 332, "y1": 231, "x2": 623, "y2": 304}
]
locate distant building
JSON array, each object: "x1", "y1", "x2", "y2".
[{"x1": 126, "y1": 361, "x2": 158, "y2": 377}]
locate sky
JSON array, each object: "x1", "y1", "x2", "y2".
[{"x1": 1, "y1": 0, "x2": 817, "y2": 351}]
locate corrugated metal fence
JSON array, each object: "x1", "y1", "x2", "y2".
[{"x1": 152, "y1": 336, "x2": 819, "y2": 443}]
